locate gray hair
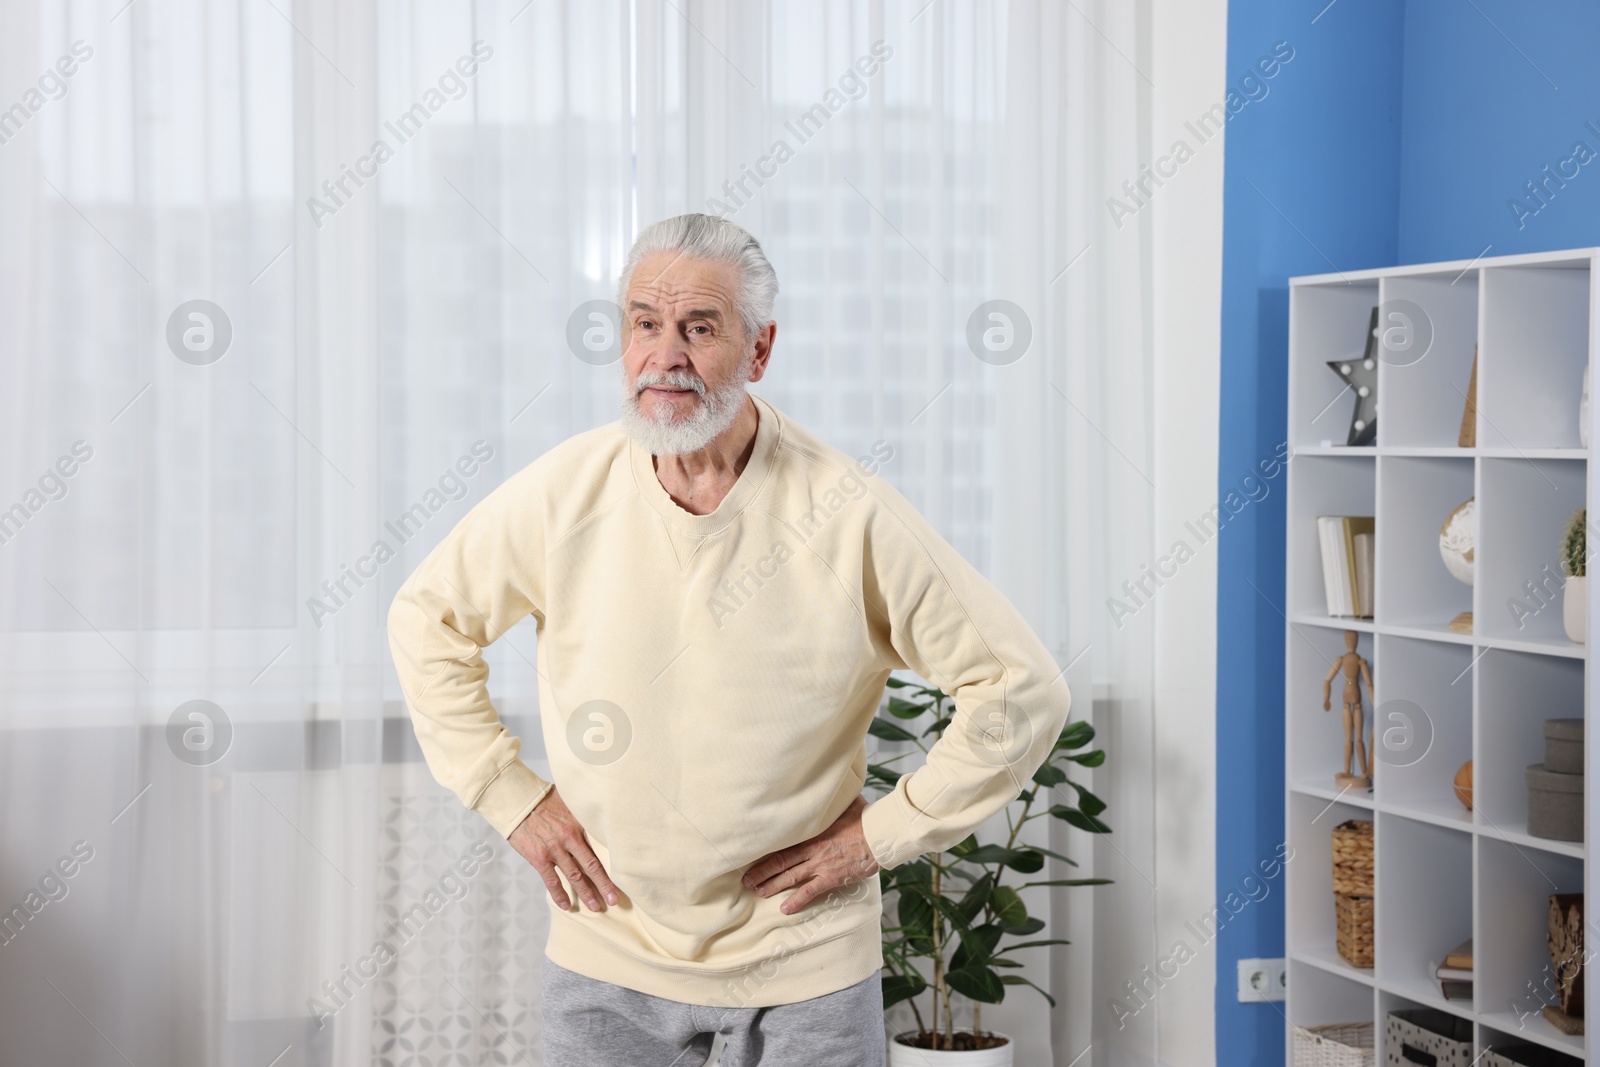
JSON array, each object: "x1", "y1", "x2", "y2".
[{"x1": 616, "y1": 213, "x2": 779, "y2": 344}]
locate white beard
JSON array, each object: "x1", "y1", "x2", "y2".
[{"x1": 619, "y1": 350, "x2": 755, "y2": 456}]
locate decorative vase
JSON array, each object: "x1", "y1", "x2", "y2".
[
  {"x1": 888, "y1": 1032, "x2": 1014, "y2": 1067},
  {"x1": 1563, "y1": 575, "x2": 1586, "y2": 644}
]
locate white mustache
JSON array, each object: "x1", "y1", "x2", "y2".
[{"x1": 635, "y1": 373, "x2": 705, "y2": 396}]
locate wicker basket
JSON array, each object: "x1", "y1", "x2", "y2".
[
  {"x1": 1291, "y1": 1021, "x2": 1374, "y2": 1066},
  {"x1": 1331, "y1": 819, "x2": 1373, "y2": 896},
  {"x1": 1330, "y1": 817, "x2": 1375, "y2": 968},
  {"x1": 1335, "y1": 893, "x2": 1374, "y2": 968}
]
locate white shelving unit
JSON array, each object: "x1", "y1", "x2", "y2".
[{"x1": 1284, "y1": 248, "x2": 1600, "y2": 1063}]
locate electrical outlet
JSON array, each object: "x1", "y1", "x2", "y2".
[{"x1": 1236, "y1": 957, "x2": 1286, "y2": 1002}]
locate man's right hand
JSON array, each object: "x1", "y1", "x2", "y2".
[{"x1": 508, "y1": 786, "x2": 622, "y2": 912}]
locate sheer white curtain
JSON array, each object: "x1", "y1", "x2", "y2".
[{"x1": 0, "y1": 1, "x2": 1160, "y2": 1064}]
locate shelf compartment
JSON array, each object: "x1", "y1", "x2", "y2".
[
  {"x1": 1288, "y1": 625, "x2": 1377, "y2": 789},
  {"x1": 1375, "y1": 813, "x2": 1472, "y2": 1007},
  {"x1": 1288, "y1": 455, "x2": 1377, "y2": 619},
  {"x1": 1376, "y1": 455, "x2": 1475, "y2": 631},
  {"x1": 1372, "y1": 634, "x2": 1473, "y2": 821},
  {"x1": 1478, "y1": 264, "x2": 1593, "y2": 451},
  {"x1": 1376, "y1": 274, "x2": 1480, "y2": 448},
  {"x1": 1287, "y1": 792, "x2": 1378, "y2": 975},
  {"x1": 1375, "y1": 989, "x2": 1474, "y2": 1056},
  {"x1": 1476, "y1": 837, "x2": 1584, "y2": 1055},
  {"x1": 1287, "y1": 961, "x2": 1375, "y2": 1064},
  {"x1": 1475, "y1": 648, "x2": 1584, "y2": 844},
  {"x1": 1478, "y1": 1013, "x2": 1586, "y2": 1058},
  {"x1": 1291, "y1": 280, "x2": 1383, "y2": 449},
  {"x1": 1286, "y1": 965, "x2": 1378, "y2": 1067},
  {"x1": 1476, "y1": 457, "x2": 1587, "y2": 645}
]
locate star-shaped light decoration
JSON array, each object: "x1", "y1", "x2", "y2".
[{"x1": 1326, "y1": 306, "x2": 1379, "y2": 446}]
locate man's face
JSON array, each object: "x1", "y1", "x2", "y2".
[{"x1": 620, "y1": 252, "x2": 754, "y2": 423}]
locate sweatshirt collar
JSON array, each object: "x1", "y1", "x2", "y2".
[{"x1": 629, "y1": 391, "x2": 780, "y2": 538}]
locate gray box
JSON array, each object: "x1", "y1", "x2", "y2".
[
  {"x1": 1527, "y1": 762, "x2": 1584, "y2": 842},
  {"x1": 1544, "y1": 717, "x2": 1583, "y2": 776}
]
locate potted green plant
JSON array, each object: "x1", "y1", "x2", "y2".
[
  {"x1": 866, "y1": 676, "x2": 1111, "y2": 1065},
  {"x1": 1562, "y1": 506, "x2": 1586, "y2": 643}
]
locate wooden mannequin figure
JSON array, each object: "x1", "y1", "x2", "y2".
[{"x1": 1322, "y1": 630, "x2": 1375, "y2": 789}]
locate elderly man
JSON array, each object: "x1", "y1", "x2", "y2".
[{"x1": 387, "y1": 213, "x2": 1071, "y2": 1066}]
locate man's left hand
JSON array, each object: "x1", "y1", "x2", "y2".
[{"x1": 741, "y1": 795, "x2": 882, "y2": 915}]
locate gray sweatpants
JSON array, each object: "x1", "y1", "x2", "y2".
[{"x1": 538, "y1": 957, "x2": 887, "y2": 1066}]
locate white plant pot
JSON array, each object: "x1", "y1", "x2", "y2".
[
  {"x1": 887, "y1": 1031, "x2": 1014, "y2": 1067},
  {"x1": 1564, "y1": 575, "x2": 1586, "y2": 643}
]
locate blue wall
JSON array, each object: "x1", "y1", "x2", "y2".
[
  {"x1": 1396, "y1": 2, "x2": 1600, "y2": 262},
  {"x1": 1215, "y1": 1, "x2": 1600, "y2": 1063}
]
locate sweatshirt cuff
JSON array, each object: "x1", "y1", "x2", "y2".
[
  {"x1": 472, "y1": 758, "x2": 554, "y2": 839},
  {"x1": 860, "y1": 777, "x2": 925, "y2": 871}
]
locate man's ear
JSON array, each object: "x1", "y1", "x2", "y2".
[{"x1": 747, "y1": 322, "x2": 777, "y2": 384}]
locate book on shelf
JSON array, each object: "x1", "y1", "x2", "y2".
[
  {"x1": 1316, "y1": 515, "x2": 1375, "y2": 617},
  {"x1": 1435, "y1": 939, "x2": 1472, "y2": 999}
]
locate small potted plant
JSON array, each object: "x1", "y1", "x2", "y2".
[
  {"x1": 867, "y1": 677, "x2": 1111, "y2": 1065},
  {"x1": 1563, "y1": 507, "x2": 1587, "y2": 643}
]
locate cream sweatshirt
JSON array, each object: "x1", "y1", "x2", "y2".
[{"x1": 386, "y1": 392, "x2": 1072, "y2": 1007}]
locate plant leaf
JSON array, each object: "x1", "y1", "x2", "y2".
[
  {"x1": 1009, "y1": 849, "x2": 1046, "y2": 874},
  {"x1": 1000, "y1": 974, "x2": 1058, "y2": 1009},
  {"x1": 960, "y1": 844, "x2": 1016, "y2": 865},
  {"x1": 996, "y1": 938, "x2": 1073, "y2": 954},
  {"x1": 868, "y1": 718, "x2": 918, "y2": 743},
  {"x1": 887, "y1": 697, "x2": 926, "y2": 719},
  {"x1": 881, "y1": 972, "x2": 927, "y2": 1008},
  {"x1": 1068, "y1": 782, "x2": 1107, "y2": 817},
  {"x1": 990, "y1": 885, "x2": 1028, "y2": 930},
  {"x1": 1006, "y1": 917, "x2": 1046, "y2": 936},
  {"x1": 1030, "y1": 845, "x2": 1080, "y2": 868},
  {"x1": 946, "y1": 834, "x2": 981, "y2": 858},
  {"x1": 898, "y1": 888, "x2": 934, "y2": 947},
  {"x1": 866, "y1": 762, "x2": 904, "y2": 786},
  {"x1": 946, "y1": 965, "x2": 1006, "y2": 1004},
  {"x1": 960, "y1": 844, "x2": 1046, "y2": 873},
  {"x1": 1065, "y1": 749, "x2": 1106, "y2": 767},
  {"x1": 929, "y1": 894, "x2": 976, "y2": 935},
  {"x1": 1032, "y1": 763, "x2": 1068, "y2": 787},
  {"x1": 1018, "y1": 878, "x2": 1113, "y2": 889},
  {"x1": 896, "y1": 859, "x2": 932, "y2": 886},
  {"x1": 935, "y1": 863, "x2": 977, "y2": 885},
  {"x1": 958, "y1": 873, "x2": 994, "y2": 924},
  {"x1": 951, "y1": 923, "x2": 1004, "y2": 970},
  {"x1": 1053, "y1": 720, "x2": 1096, "y2": 750},
  {"x1": 1048, "y1": 804, "x2": 1112, "y2": 834}
]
